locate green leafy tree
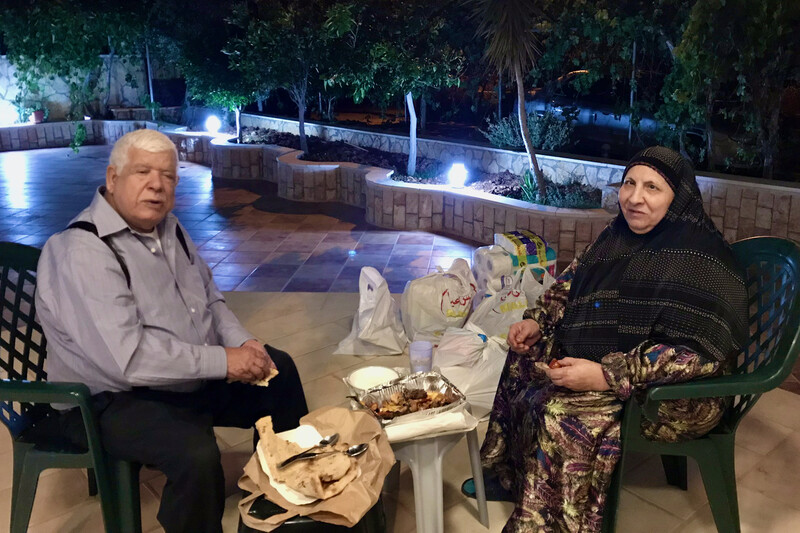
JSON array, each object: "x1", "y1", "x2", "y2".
[
  {"x1": 470, "y1": 0, "x2": 547, "y2": 197},
  {"x1": 324, "y1": 0, "x2": 463, "y2": 175},
  {"x1": 2, "y1": 0, "x2": 144, "y2": 119},
  {"x1": 227, "y1": 0, "x2": 339, "y2": 153},
  {"x1": 668, "y1": 0, "x2": 800, "y2": 178},
  {"x1": 150, "y1": 0, "x2": 262, "y2": 141}
]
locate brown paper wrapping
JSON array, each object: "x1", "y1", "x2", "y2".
[{"x1": 238, "y1": 406, "x2": 396, "y2": 532}]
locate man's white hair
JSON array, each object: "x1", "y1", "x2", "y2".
[{"x1": 109, "y1": 129, "x2": 178, "y2": 171}]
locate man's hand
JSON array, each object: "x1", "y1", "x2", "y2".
[
  {"x1": 225, "y1": 340, "x2": 274, "y2": 382},
  {"x1": 241, "y1": 339, "x2": 276, "y2": 371},
  {"x1": 507, "y1": 319, "x2": 542, "y2": 353},
  {"x1": 535, "y1": 357, "x2": 611, "y2": 392}
]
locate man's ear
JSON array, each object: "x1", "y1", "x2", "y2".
[{"x1": 105, "y1": 165, "x2": 117, "y2": 193}]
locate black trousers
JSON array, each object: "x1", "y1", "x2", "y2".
[{"x1": 64, "y1": 344, "x2": 308, "y2": 533}]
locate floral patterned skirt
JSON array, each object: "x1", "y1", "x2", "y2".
[{"x1": 480, "y1": 345, "x2": 724, "y2": 533}]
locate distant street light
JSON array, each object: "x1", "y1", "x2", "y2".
[{"x1": 448, "y1": 163, "x2": 468, "y2": 188}]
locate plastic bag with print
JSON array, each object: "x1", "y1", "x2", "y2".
[{"x1": 400, "y1": 258, "x2": 477, "y2": 343}]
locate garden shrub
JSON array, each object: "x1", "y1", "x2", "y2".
[
  {"x1": 520, "y1": 170, "x2": 601, "y2": 209},
  {"x1": 481, "y1": 111, "x2": 574, "y2": 151}
]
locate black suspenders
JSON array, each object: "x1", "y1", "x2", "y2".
[{"x1": 67, "y1": 221, "x2": 191, "y2": 288}]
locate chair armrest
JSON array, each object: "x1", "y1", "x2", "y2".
[
  {"x1": 0, "y1": 380, "x2": 105, "y2": 452},
  {"x1": 640, "y1": 360, "x2": 786, "y2": 422},
  {"x1": 0, "y1": 379, "x2": 93, "y2": 411}
]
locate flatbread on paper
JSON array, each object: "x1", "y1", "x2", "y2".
[{"x1": 255, "y1": 416, "x2": 358, "y2": 500}]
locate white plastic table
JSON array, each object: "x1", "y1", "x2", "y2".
[{"x1": 389, "y1": 426, "x2": 489, "y2": 533}]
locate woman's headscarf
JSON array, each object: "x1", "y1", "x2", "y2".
[{"x1": 555, "y1": 146, "x2": 749, "y2": 363}]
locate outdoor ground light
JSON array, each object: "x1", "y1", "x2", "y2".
[
  {"x1": 205, "y1": 115, "x2": 222, "y2": 134},
  {"x1": 448, "y1": 163, "x2": 468, "y2": 188}
]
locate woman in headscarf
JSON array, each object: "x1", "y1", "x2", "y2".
[{"x1": 463, "y1": 146, "x2": 749, "y2": 532}]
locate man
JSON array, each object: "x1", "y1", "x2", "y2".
[{"x1": 35, "y1": 129, "x2": 308, "y2": 533}]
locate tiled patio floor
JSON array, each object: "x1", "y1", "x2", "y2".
[
  {"x1": 2, "y1": 292, "x2": 800, "y2": 532},
  {"x1": 0, "y1": 145, "x2": 479, "y2": 293},
  {"x1": 2, "y1": 145, "x2": 800, "y2": 531}
]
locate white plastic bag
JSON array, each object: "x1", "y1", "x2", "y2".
[
  {"x1": 334, "y1": 267, "x2": 408, "y2": 356},
  {"x1": 434, "y1": 327, "x2": 487, "y2": 368},
  {"x1": 440, "y1": 338, "x2": 508, "y2": 418},
  {"x1": 401, "y1": 258, "x2": 477, "y2": 343},
  {"x1": 520, "y1": 266, "x2": 557, "y2": 307},
  {"x1": 465, "y1": 271, "x2": 528, "y2": 343}
]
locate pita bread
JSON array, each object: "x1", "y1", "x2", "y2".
[
  {"x1": 251, "y1": 367, "x2": 279, "y2": 387},
  {"x1": 255, "y1": 416, "x2": 359, "y2": 500}
]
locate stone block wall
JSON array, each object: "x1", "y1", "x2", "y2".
[
  {"x1": 165, "y1": 132, "x2": 213, "y2": 165},
  {"x1": 275, "y1": 152, "x2": 380, "y2": 207},
  {"x1": 364, "y1": 177, "x2": 613, "y2": 260},
  {"x1": 0, "y1": 120, "x2": 157, "y2": 151},
  {"x1": 239, "y1": 113, "x2": 626, "y2": 189},
  {"x1": 209, "y1": 138, "x2": 295, "y2": 182}
]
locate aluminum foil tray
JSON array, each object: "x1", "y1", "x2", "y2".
[{"x1": 357, "y1": 371, "x2": 466, "y2": 426}]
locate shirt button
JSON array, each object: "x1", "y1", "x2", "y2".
[
  {"x1": 150, "y1": 247, "x2": 157, "y2": 253},
  {"x1": 204, "y1": 342, "x2": 208, "y2": 346},
  {"x1": 190, "y1": 307, "x2": 196, "y2": 313}
]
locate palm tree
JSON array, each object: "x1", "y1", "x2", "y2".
[{"x1": 470, "y1": 0, "x2": 546, "y2": 198}]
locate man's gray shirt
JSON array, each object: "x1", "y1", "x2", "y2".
[{"x1": 35, "y1": 188, "x2": 251, "y2": 398}]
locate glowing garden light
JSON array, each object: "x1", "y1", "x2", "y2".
[
  {"x1": 205, "y1": 115, "x2": 222, "y2": 134},
  {"x1": 448, "y1": 163, "x2": 468, "y2": 188}
]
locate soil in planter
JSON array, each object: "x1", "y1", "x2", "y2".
[{"x1": 240, "y1": 126, "x2": 601, "y2": 208}]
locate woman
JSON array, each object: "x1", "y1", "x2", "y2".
[{"x1": 463, "y1": 146, "x2": 749, "y2": 532}]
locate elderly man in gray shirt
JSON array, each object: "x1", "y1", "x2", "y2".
[{"x1": 35, "y1": 129, "x2": 308, "y2": 533}]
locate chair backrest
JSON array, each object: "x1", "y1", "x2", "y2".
[
  {"x1": 0, "y1": 242, "x2": 48, "y2": 435},
  {"x1": 726, "y1": 236, "x2": 800, "y2": 429}
]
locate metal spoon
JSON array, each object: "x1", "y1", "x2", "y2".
[
  {"x1": 278, "y1": 434, "x2": 340, "y2": 468},
  {"x1": 278, "y1": 443, "x2": 369, "y2": 467}
]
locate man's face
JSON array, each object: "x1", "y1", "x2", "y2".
[{"x1": 105, "y1": 147, "x2": 178, "y2": 233}]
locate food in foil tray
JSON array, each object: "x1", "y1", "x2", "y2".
[{"x1": 368, "y1": 388, "x2": 460, "y2": 420}]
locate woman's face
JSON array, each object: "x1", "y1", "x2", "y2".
[{"x1": 618, "y1": 165, "x2": 675, "y2": 234}]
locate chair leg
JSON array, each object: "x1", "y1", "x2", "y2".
[
  {"x1": 87, "y1": 468, "x2": 98, "y2": 496},
  {"x1": 660, "y1": 455, "x2": 688, "y2": 490},
  {"x1": 10, "y1": 446, "x2": 42, "y2": 533},
  {"x1": 693, "y1": 439, "x2": 740, "y2": 533},
  {"x1": 112, "y1": 460, "x2": 142, "y2": 533}
]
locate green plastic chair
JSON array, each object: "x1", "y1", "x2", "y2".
[
  {"x1": 603, "y1": 236, "x2": 800, "y2": 533},
  {"x1": 0, "y1": 242, "x2": 142, "y2": 533}
]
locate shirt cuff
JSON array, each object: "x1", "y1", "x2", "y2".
[
  {"x1": 601, "y1": 351, "x2": 633, "y2": 401},
  {"x1": 200, "y1": 346, "x2": 228, "y2": 380}
]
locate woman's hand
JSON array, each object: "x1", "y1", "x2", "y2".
[
  {"x1": 536, "y1": 357, "x2": 611, "y2": 392},
  {"x1": 508, "y1": 319, "x2": 542, "y2": 353}
]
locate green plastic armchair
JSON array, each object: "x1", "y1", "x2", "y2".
[
  {"x1": 603, "y1": 236, "x2": 800, "y2": 533},
  {"x1": 0, "y1": 242, "x2": 141, "y2": 533}
]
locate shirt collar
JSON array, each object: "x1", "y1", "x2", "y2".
[{"x1": 75, "y1": 186, "x2": 172, "y2": 238}]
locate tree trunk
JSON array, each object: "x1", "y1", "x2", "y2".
[
  {"x1": 145, "y1": 42, "x2": 156, "y2": 121},
  {"x1": 514, "y1": 62, "x2": 545, "y2": 199},
  {"x1": 420, "y1": 94, "x2": 427, "y2": 132},
  {"x1": 405, "y1": 92, "x2": 417, "y2": 176},
  {"x1": 298, "y1": 99, "x2": 308, "y2": 153},
  {"x1": 257, "y1": 98, "x2": 264, "y2": 112},
  {"x1": 236, "y1": 106, "x2": 242, "y2": 144},
  {"x1": 327, "y1": 97, "x2": 334, "y2": 121},
  {"x1": 318, "y1": 92, "x2": 323, "y2": 120},
  {"x1": 705, "y1": 89, "x2": 715, "y2": 170},
  {"x1": 497, "y1": 73, "x2": 502, "y2": 118},
  {"x1": 761, "y1": 102, "x2": 781, "y2": 179},
  {"x1": 105, "y1": 37, "x2": 115, "y2": 115}
]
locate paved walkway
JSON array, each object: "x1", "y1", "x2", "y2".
[{"x1": 0, "y1": 145, "x2": 479, "y2": 293}]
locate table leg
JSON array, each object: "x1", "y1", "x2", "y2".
[{"x1": 466, "y1": 428, "x2": 490, "y2": 528}]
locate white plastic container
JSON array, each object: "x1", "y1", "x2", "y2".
[
  {"x1": 409, "y1": 340, "x2": 434, "y2": 373},
  {"x1": 346, "y1": 366, "x2": 401, "y2": 394}
]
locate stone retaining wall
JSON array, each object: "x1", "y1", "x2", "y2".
[
  {"x1": 240, "y1": 113, "x2": 626, "y2": 190},
  {"x1": 0, "y1": 120, "x2": 158, "y2": 151},
  {"x1": 209, "y1": 138, "x2": 295, "y2": 182}
]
